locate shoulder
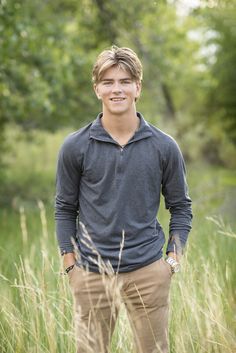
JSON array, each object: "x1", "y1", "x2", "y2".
[
  {"x1": 148, "y1": 122, "x2": 181, "y2": 154},
  {"x1": 60, "y1": 122, "x2": 93, "y2": 155}
]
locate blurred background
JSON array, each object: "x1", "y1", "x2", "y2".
[
  {"x1": 0, "y1": 0, "x2": 235, "y2": 352},
  {"x1": 0, "y1": 0, "x2": 236, "y2": 206}
]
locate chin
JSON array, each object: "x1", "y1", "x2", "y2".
[
  {"x1": 107, "y1": 107, "x2": 127, "y2": 114},
  {"x1": 112, "y1": 110, "x2": 127, "y2": 116}
]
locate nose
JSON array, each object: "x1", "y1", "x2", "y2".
[{"x1": 112, "y1": 81, "x2": 122, "y2": 93}]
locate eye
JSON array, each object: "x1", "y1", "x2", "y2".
[
  {"x1": 102, "y1": 81, "x2": 112, "y2": 86},
  {"x1": 122, "y1": 80, "x2": 132, "y2": 84}
]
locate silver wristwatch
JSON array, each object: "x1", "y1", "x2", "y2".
[{"x1": 166, "y1": 256, "x2": 180, "y2": 273}]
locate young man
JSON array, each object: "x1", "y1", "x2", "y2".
[{"x1": 55, "y1": 46, "x2": 192, "y2": 353}]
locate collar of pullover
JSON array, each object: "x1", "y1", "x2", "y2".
[{"x1": 89, "y1": 112, "x2": 153, "y2": 145}]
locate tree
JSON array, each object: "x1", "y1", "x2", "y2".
[
  {"x1": 204, "y1": 2, "x2": 236, "y2": 143},
  {"x1": 1, "y1": 0, "x2": 235, "y2": 171},
  {"x1": 0, "y1": 0, "x2": 100, "y2": 132}
]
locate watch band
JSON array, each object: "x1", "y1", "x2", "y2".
[
  {"x1": 166, "y1": 256, "x2": 180, "y2": 273},
  {"x1": 64, "y1": 264, "x2": 75, "y2": 275}
]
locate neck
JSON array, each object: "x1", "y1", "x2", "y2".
[{"x1": 101, "y1": 109, "x2": 139, "y2": 134}]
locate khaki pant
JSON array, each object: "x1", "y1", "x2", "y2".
[{"x1": 69, "y1": 258, "x2": 172, "y2": 353}]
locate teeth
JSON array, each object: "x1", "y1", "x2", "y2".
[{"x1": 111, "y1": 98, "x2": 124, "y2": 101}]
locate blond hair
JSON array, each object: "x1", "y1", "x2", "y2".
[{"x1": 92, "y1": 46, "x2": 143, "y2": 84}]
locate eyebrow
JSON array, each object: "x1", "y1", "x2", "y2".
[{"x1": 100, "y1": 77, "x2": 133, "y2": 82}]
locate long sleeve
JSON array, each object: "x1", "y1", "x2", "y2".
[
  {"x1": 54, "y1": 136, "x2": 82, "y2": 254},
  {"x1": 161, "y1": 139, "x2": 192, "y2": 255}
]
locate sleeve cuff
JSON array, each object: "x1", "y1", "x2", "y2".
[
  {"x1": 60, "y1": 247, "x2": 75, "y2": 256},
  {"x1": 166, "y1": 233, "x2": 186, "y2": 255}
]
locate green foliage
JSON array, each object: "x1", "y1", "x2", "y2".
[
  {"x1": 206, "y1": 5, "x2": 236, "y2": 143},
  {"x1": 0, "y1": 124, "x2": 72, "y2": 206},
  {"x1": 0, "y1": 0, "x2": 99, "y2": 131},
  {"x1": 185, "y1": 0, "x2": 236, "y2": 163},
  {"x1": 0, "y1": 0, "x2": 236, "y2": 171}
]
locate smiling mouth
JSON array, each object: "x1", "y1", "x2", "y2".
[{"x1": 110, "y1": 98, "x2": 125, "y2": 101}]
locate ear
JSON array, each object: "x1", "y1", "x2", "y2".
[
  {"x1": 135, "y1": 81, "x2": 142, "y2": 100},
  {"x1": 94, "y1": 84, "x2": 101, "y2": 100}
]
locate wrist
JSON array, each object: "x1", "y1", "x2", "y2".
[
  {"x1": 166, "y1": 251, "x2": 181, "y2": 262},
  {"x1": 62, "y1": 252, "x2": 76, "y2": 269},
  {"x1": 64, "y1": 264, "x2": 75, "y2": 275},
  {"x1": 166, "y1": 255, "x2": 181, "y2": 274}
]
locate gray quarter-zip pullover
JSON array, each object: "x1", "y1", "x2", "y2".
[{"x1": 55, "y1": 113, "x2": 192, "y2": 273}]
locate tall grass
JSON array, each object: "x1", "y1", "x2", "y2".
[{"x1": 0, "y1": 198, "x2": 235, "y2": 353}]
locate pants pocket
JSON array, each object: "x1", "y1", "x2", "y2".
[
  {"x1": 68, "y1": 265, "x2": 81, "y2": 288},
  {"x1": 161, "y1": 258, "x2": 173, "y2": 278}
]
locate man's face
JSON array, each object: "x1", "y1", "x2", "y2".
[{"x1": 94, "y1": 66, "x2": 141, "y2": 116}]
